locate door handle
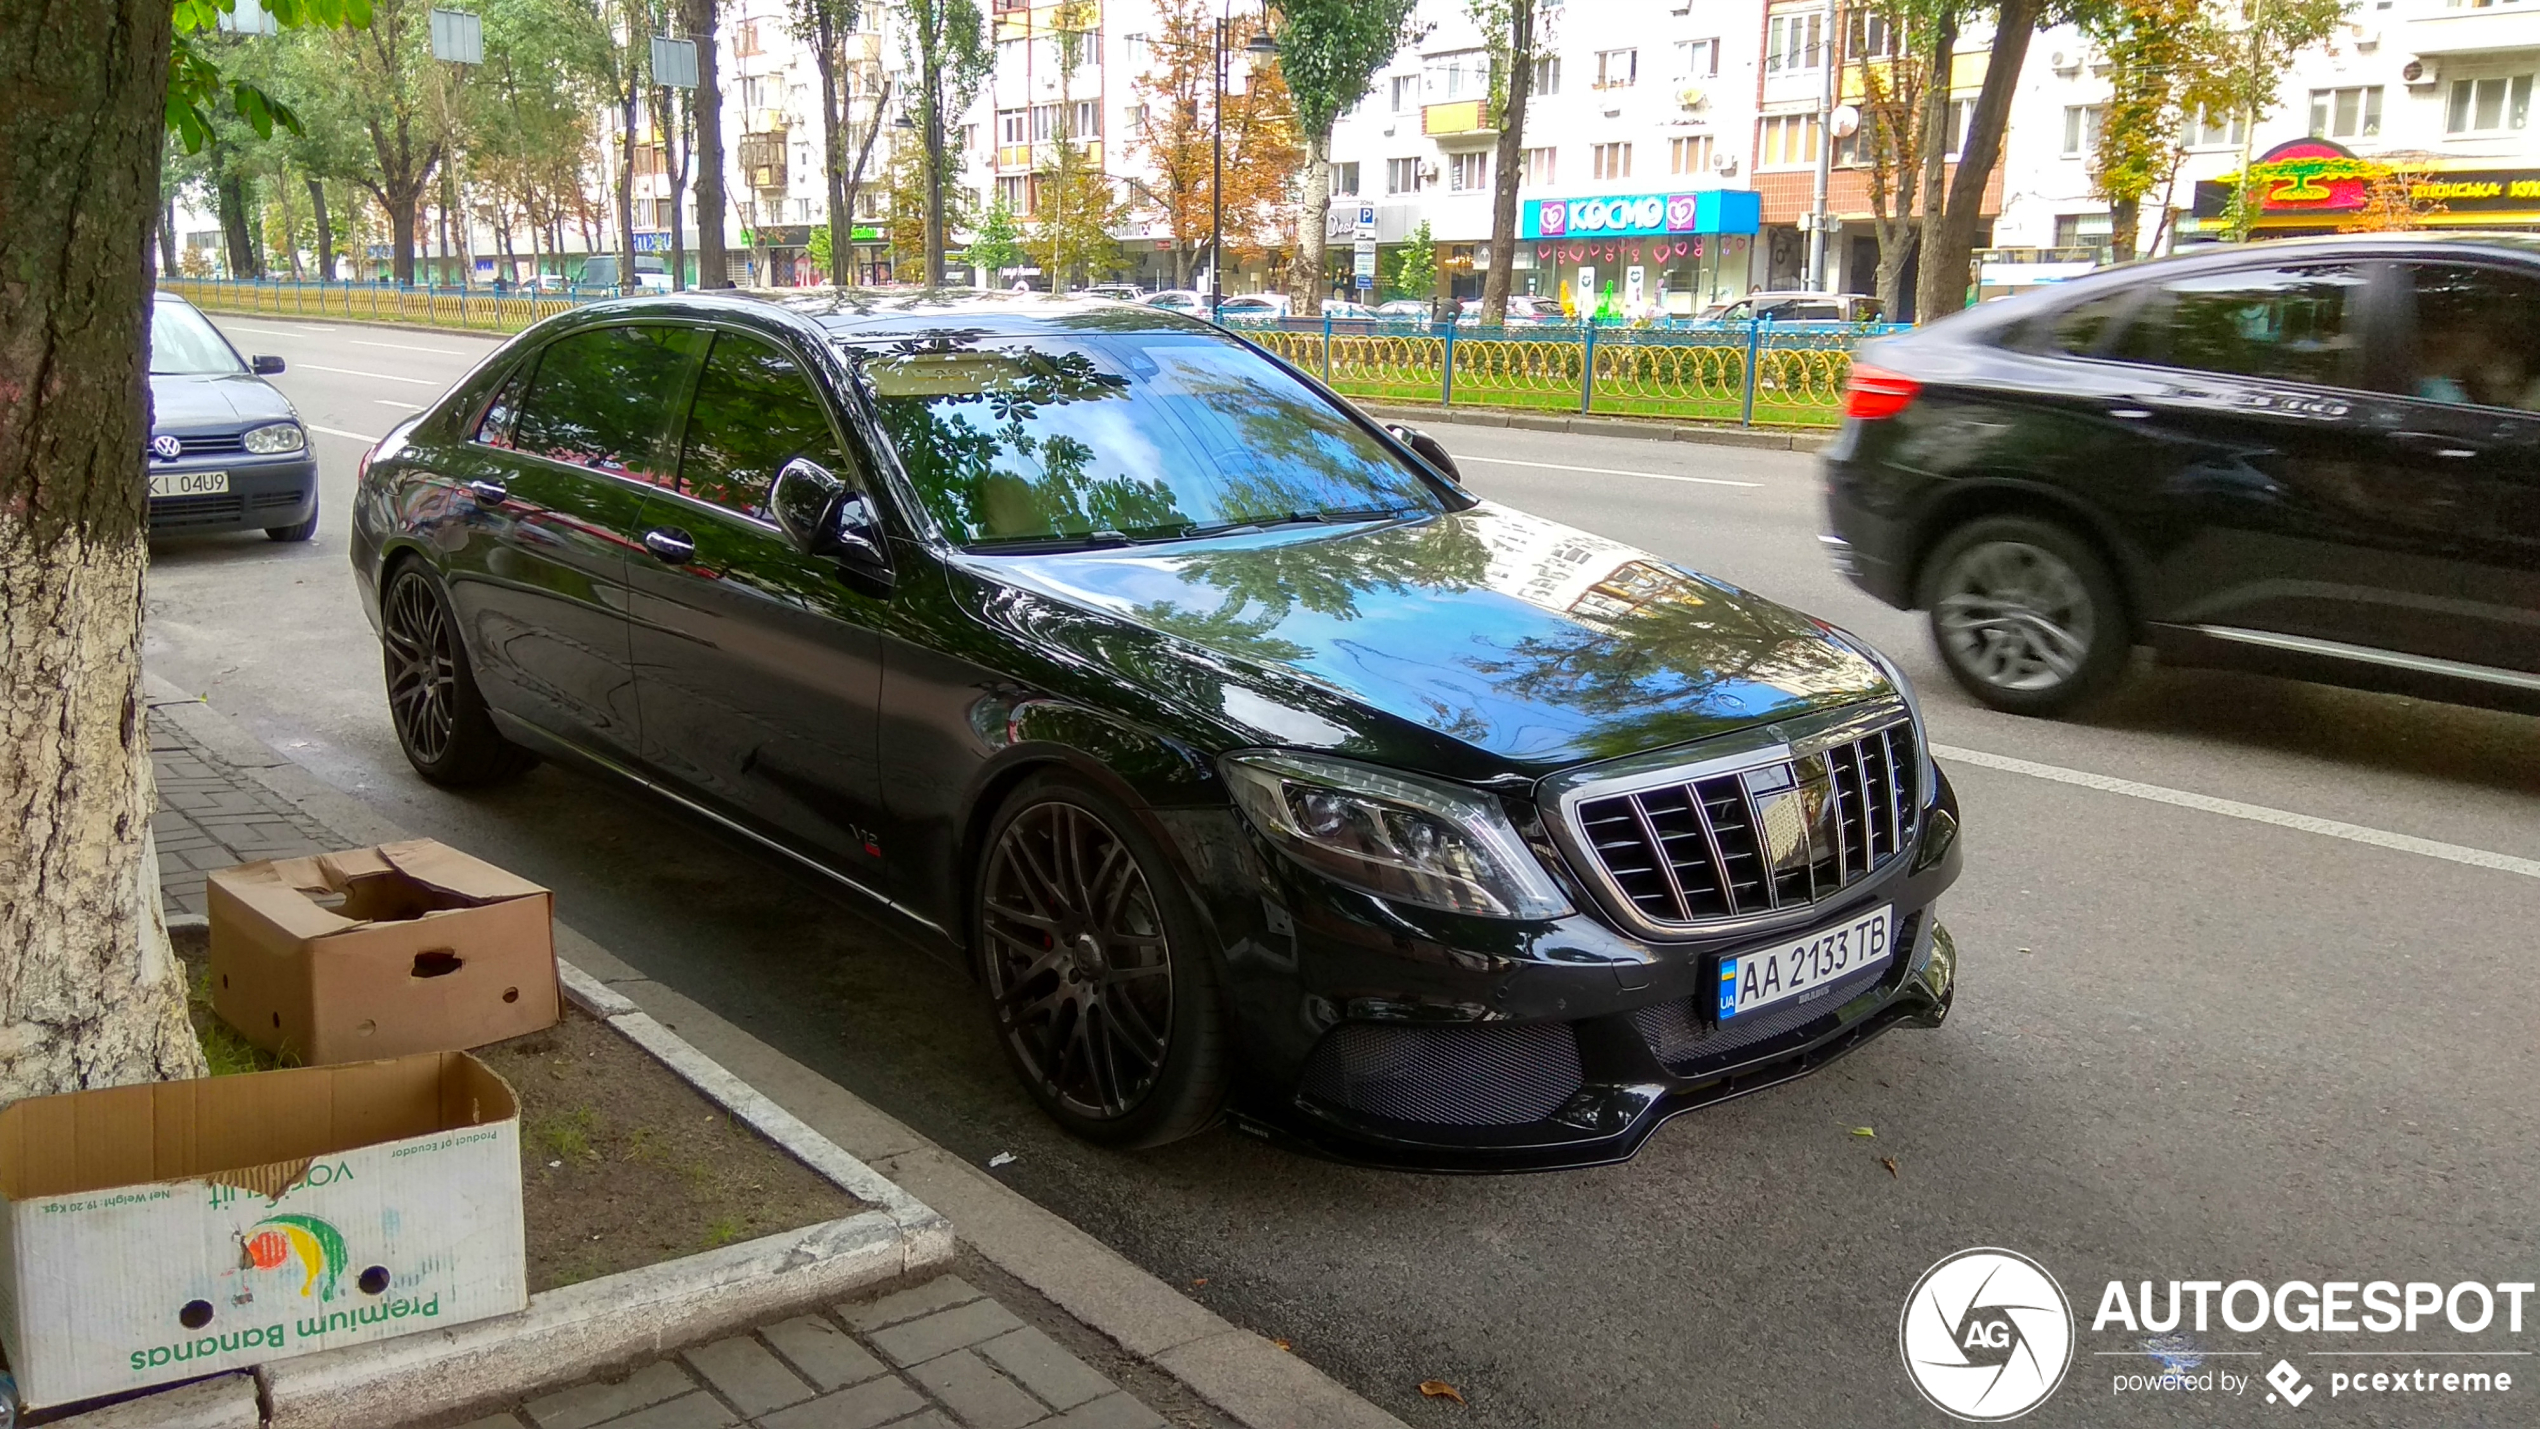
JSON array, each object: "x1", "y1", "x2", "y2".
[
  {"x1": 2391, "y1": 431, "x2": 2481, "y2": 460},
  {"x1": 465, "y1": 478, "x2": 509, "y2": 504},
  {"x1": 641, "y1": 527, "x2": 696, "y2": 563}
]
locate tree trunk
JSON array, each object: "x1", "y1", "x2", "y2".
[
  {"x1": 923, "y1": 72, "x2": 946, "y2": 288},
  {"x1": 1917, "y1": 0, "x2": 2034, "y2": 324},
  {"x1": 1480, "y1": 0, "x2": 1533, "y2": 326},
  {"x1": 618, "y1": 82, "x2": 641, "y2": 294},
  {"x1": 307, "y1": 176, "x2": 336, "y2": 281},
  {"x1": 688, "y1": 0, "x2": 727, "y2": 287},
  {"x1": 1911, "y1": 8, "x2": 1956, "y2": 325},
  {"x1": 217, "y1": 169, "x2": 256, "y2": 278},
  {"x1": 2108, "y1": 194, "x2": 2140, "y2": 263},
  {"x1": 158, "y1": 192, "x2": 179, "y2": 277},
  {"x1": 1293, "y1": 130, "x2": 1330, "y2": 316},
  {"x1": 841, "y1": 75, "x2": 891, "y2": 290},
  {"x1": 814, "y1": 15, "x2": 848, "y2": 289},
  {"x1": 0, "y1": 0, "x2": 210, "y2": 1099},
  {"x1": 655, "y1": 87, "x2": 689, "y2": 291}
]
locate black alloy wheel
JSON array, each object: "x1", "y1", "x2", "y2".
[
  {"x1": 1922, "y1": 514, "x2": 2131, "y2": 716},
  {"x1": 976, "y1": 777, "x2": 1225, "y2": 1147},
  {"x1": 380, "y1": 562, "x2": 536, "y2": 786}
]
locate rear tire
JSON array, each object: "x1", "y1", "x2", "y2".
[
  {"x1": 973, "y1": 773, "x2": 1228, "y2": 1149},
  {"x1": 380, "y1": 560, "x2": 537, "y2": 787},
  {"x1": 1921, "y1": 514, "x2": 2130, "y2": 716}
]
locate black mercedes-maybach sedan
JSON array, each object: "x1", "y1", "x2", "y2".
[{"x1": 349, "y1": 292, "x2": 1963, "y2": 1171}]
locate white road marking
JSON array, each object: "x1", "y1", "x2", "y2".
[
  {"x1": 306, "y1": 424, "x2": 382, "y2": 443},
  {"x1": 374, "y1": 399, "x2": 424, "y2": 409},
  {"x1": 1458, "y1": 454, "x2": 1762, "y2": 489},
  {"x1": 298, "y1": 363, "x2": 442, "y2": 385},
  {"x1": 350, "y1": 338, "x2": 470, "y2": 356},
  {"x1": 1935, "y1": 743, "x2": 2540, "y2": 882}
]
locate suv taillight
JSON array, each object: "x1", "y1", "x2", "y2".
[{"x1": 1844, "y1": 365, "x2": 1921, "y2": 421}]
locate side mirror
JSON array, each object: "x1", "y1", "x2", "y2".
[
  {"x1": 251, "y1": 354, "x2": 286, "y2": 375},
  {"x1": 1384, "y1": 423, "x2": 1462, "y2": 483},
  {"x1": 771, "y1": 458, "x2": 893, "y2": 593}
]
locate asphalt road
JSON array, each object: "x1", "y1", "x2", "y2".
[{"x1": 151, "y1": 312, "x2": 2540, "y2": 1428}]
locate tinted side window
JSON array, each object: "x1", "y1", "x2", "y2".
[
  {"x1": 474, "y1": 358, "x2": 537, "y2": 447},
  {"x1": 676, "y1": 334, "x2": 851, "y2": 520},
  {"x1": 2043, "y1": 288, "x2": 2136, "y2": 355},
  {"x1": 2404, "y1": 262, "x2": 2540, "y2": 412},
  {"x1": 2110, "y1": 264, "x2": 2364, "y2": 388},
  {"x1": 511, "y1": 325, "x2": 705, "y2": 479}
]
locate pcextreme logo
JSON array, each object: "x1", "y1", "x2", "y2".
[{"x1": 1900, "y1": 1248, "x2": 2077, "y2": 1421}]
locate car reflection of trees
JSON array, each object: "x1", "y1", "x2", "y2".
[{"x1": 1464, "y1": 570, "x2": 1874, "y2": 763}]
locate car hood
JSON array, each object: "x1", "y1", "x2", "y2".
[
  {"x1": 963, "y1": 502, "x2": 1890, "y2": 780},
  {"x1": 148, "y1": 372, "x2": 295, "y2": 433}
]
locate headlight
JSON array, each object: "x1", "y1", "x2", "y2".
[
  {"x1": 242, "y1": 422, "x2": 306, "y2": 455},
  {"x1": 1221, "y1": 751, "x2": 1572, "y2": 919}
]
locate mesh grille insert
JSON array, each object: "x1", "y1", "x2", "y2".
[{"x1": 1299, "y1": 1021, "x2": 1585, "y2": 1127}]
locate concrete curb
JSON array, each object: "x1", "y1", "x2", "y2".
[
  {"x1": 1355, "y1": 398, "x2": 1833, "y2": 453},
  {"x1": 43, "y1": 1374, "x2": 260, "y2": 1429},
  {"x1": 138, "y1": 674, "x2": 1411, "y2": 1429}
]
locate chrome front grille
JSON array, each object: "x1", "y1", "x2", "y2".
[{"x1": 1552, "y1": 703, "x2": 1919, "y2": 935}]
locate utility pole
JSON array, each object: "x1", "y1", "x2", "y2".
[{"x1": 1807, "y1": 3, "x2": 1839, "y2": 291}]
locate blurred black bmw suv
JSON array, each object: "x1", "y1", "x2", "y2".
[
  {"x1": 350, "y1": 292, "x2": 1962, "y2": 1170},
  {"x1": 1823, "y1": 234, "x2": 2540, "y2": 717}
]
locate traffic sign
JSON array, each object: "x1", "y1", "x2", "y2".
[
  {"x1": 428, "y1": 8, "x2": 482, "y2": 64},
  {"x1": 1354, "y1": 203, "x2": 1377, "y2": 239},
  {"x1": 651, "y1": 36, "x2": 699, "y2": 89}
]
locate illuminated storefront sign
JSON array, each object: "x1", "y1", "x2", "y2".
[{"x1": 1523, "y1": 190, "x2": 1761, "y2": 239}]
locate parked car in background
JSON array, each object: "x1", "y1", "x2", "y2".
[
  {"x1": 1703, "y1": 292, "x2": 1886, "y2": 324},
  {"x1": 351, "y1": 292, "x2": 1962, "y2": 1170},
  {"x1": 1085, "y1": 283, "x2": 1145, "y2": 301},
  {"x1": 1822, "y1": 233, "x2": 2540, "y2": 717},
  {"x1": 1372, "y1": 299, "x2": 1430, "y2": 319},
  {"x1": 146, "y1": 292, "x2": 318, "y2": 542},
  {"x1": 1144, "y1": 289, "x2": 1205, "y2": 314},
  {"x1": 1212, "y1": 293, "x2": 1291, "y2": 319}
]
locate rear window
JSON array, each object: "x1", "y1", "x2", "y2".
[{"x1": 854, "y1": 331, "x2": 1443, "y2": 546}]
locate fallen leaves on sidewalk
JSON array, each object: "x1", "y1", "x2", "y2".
[
  {"x1": 1419, "y1": 1381, "x2": 1465, "y2": 1404},
  {"x1": 986, "y1": 1151, "x2": 1017, "y2": 1168},
  {"x1": 1272, "y1": 1338, "x2": 1292, "y2": 1351},
  {"x1": 1849, "y1": 1126, "x2": 1876, "y2": 1138},
  {"x1": 1881, "y1": 1156, "x2": 1899, "y2": 1178}
]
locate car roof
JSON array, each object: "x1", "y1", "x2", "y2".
[{"x1": 538, "y1": 289, "x2": 1224, "y2": 343}]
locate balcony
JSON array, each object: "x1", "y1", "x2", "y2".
[
  {"x1": 2405, "y1": 0, "x2": 2540, "y2": 55},
  {"x1": 736, "y1": 130, "x2": 788, "y2": 191},
  {"x1": 1422, "y1": 100, "x2": 1495, "y2": 136}
]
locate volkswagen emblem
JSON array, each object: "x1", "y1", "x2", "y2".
[{"x1": 150, "y1": 434, "x2": 183, "y2": 462}]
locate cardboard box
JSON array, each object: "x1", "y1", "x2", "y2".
[
  {"x1": 208, "y1": 840, "x2": 560, "y2": 1065},
  {"x1": 0, "y1": 1052, "x2": 527, "y2": 1408}
]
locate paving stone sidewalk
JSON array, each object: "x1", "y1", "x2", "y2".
[{"x1": 147, "y1": 710, "x2": 1179, "y2": 1429}]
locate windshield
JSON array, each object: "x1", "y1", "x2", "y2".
[
  {"x1": 853, "y1": 331, "x2": 1446, "y2": 547},
  {"x1": 149, "y1": 301, "x2": 245, "y2": 376}
]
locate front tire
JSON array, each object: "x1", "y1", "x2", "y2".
[
  {"x1": 380, "y1": 560, "x2": 537, "y2": 787},
  {"x1": 973, "y1": 774, "x2": 1228, "y2": 1149},
  {"x1": 265, "y1": 494, "x2": 319, "y2": 543},
  {"x1": 1921, "y1": 514, "x2": 2130, "y2": 716}
]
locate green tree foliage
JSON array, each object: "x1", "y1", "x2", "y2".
[
  {"x1": 2186, "y1": 0, "x2": 2353, "y2": 241},
  {"x1": 1386, "y1": 219, "x2": 1435, "y2": 302},
  {"x1": 1270, "y1": 0, "x2": 1422, "y2": 315},
  {"x1": 1031, "y1": 2, "x2": 1126, "y2": 288},
  {"x1": 965, "y1": 196, "x2": 1024, "y2": 281},
  {"x1": 2084, "y1": 0, "x2": 2199, "y2": 261},
  {"x1": 891, "y1": 0, "x2": 991, "y2": 284}
]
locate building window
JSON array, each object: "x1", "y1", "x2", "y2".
[
  {"x1": 733, "y1": 20, "x2": 760, "y2": 56},
  {"x1": 999, "y1": 108, "x2": 1026, "y2": 145},
  {"x1": 1448, "y1": 151, "x2": 1490, "y2": 191},
  {"x1": 1531, "y1": 55, "x2": 1561, "y2": 96},
  {"x1": 2053, "y1": 213, "x2": 2113, "y2": 253},
  {"x1": 2061, "y1": 105, "x2": 2105, "y2": 157},
  {"x1": 1674, "y1": 38, "x2": 1719, "y2": 77},
  {"x1": 2447, "y1": 74, "x2": 2533, "y2": 134},
  {"x1": 1670, "y1": 134, "x2": 1714, "y2": 175},
  {"x1": 1122, "y1": 31, "x2": 1147, "y2": 66},
  {"x1": 1595, "y1": 47, "x2": 1638, "y2": 89},
  {"x1": 1767, "y1": 12, "x2": 1824, "y2": 73},
  {"x1": 960, "y1": 123, "x2": 979, "y2": 153},
  {"x1": 1759, "y1": 113, "x2": 1820, "y2": 168},
  {"x1": 1436, "y1": 50, "x2": 1489, "y2": 101},
  {"x1": 1331, "y1": 162, "x2": 1360, "y2": 197},
  {"x1": 1848, "y1": 11, "x2": 1898, "y2": 59},
  {"x1": 1072, "y1": 99, "x2": 1100, "y2": 137},
  {"x1": 2186, "y1": 105, "x2": 2245, "y2": 148},
  {"x1": 2308, "y1": 86, "x2": 2382, "y2": 139},
  {"x1": 1592, "y1": 141, "x2": 1632, "y2": 180},
  {"x1": 1386, "y1": 156, "x2": 1422, "y2": 193},
  {"x1": 1941, "y1": 97, "x2": 1976, "y2": 157},
  {"x1": 997, "y1": 174, "x2": 1033, "y2": 215},
  {"x1": 1391, "y1": 74, "x2": 1419, "y2": 112},
  {"x1": 1521, "y1": 146, "x2": 1556, "y2": 185}
]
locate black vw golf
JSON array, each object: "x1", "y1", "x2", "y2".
[{"x1": 349, "y1": 293, "x2": 1962, "y2": 1170}]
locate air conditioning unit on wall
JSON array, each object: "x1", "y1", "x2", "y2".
[{"x1": 1712, "y1": 151, "x2": 1740, "y2": 177}]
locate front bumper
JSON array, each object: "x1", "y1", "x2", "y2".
[
  {"x1": 1182, "y1": 764, "x2": 1966, "y2": 1172},
  {"x1": 146, "y1": 455, "x2": 317, "y2": 535}
]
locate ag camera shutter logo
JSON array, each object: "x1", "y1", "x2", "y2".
[{"x1": 1900, "y1": 1248, "x2": 2076, "y2": 1421}]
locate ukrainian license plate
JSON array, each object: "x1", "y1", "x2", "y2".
[
  {"x1": 1716, "y1": 904, "x2": 1893, "y2": 1021},
  {"x1": 149, "y1": 469, "x2": 228, "y2": 498}
]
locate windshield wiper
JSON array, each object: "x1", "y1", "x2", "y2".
[{"x1": 963, "y1": 529, "x2": 1138, "y2": 554}]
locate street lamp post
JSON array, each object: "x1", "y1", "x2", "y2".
[{"x1": 1209, "y1": 7, "x2": 1279, "y2": 320}]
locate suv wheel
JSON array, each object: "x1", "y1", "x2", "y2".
[
  {"x1": 381, "y1": 561, "x2": 538, "y2": 786},
  {"x1": 974, "y1": 774, "x2": 1227, "y2": 1148},
  {"x1": 1922, "y1": 515, "x2": 2129, "y2": 715}
]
